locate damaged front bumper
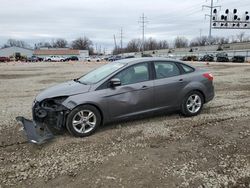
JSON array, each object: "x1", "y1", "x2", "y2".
[
  {"x1": 16, "y1": 116, "x2": 54, "y2": 144},
  {"x1": 16, "y1": 98, "x2": 69, "y2": 144}
]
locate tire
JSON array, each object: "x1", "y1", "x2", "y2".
[
  {"x1": 66, "y1": 105, "x2": 101, "y2": 137},
  {"x1": 181, "y1": 91, "x2": 204, "y2": 117}
]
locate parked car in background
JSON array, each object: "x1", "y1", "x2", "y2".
[
  {"x1": 124, "y1": 55, "x2": 135, "y2": 59},
  {"x1": 200, "y1": 54, "x2": 214, "y2": 62},
  {"x1": 231, "y1": 55, "x2": 245, "y2": 63},
  {"x1": 182, "y1": 55, "x2": 198, "y2": 61},
  {"x1": 216, "y1": 52, "x2": 229, "y2": 62},
  {"x1": 45, "y1": 56, "x2": 65, "y2": 62},
  {"x1": 103, "y1": 56, "x2": 110, "y2": 61},
  {"x1": 64, "y1": 56, "x2": 79, "y2": 61},
  {"x1": 26, "y1": 56, "x2": 43, "y2": 62},
  {"x1": 93, "y1": 57, "x2": 101, "y2": 62},
  {"x1": 84, "y1": 56, "x2": 91, "y2": 62},
  {"x1": 108, "y1": 55, "x2": 122, "y2": 62},
  {"x1": 0, "y1": 57, "x2": 10, "y2": 62},
  {"x1": 17, "y1": 57, "x2": 214, "y2": 144},
  {"x1": 141, "y1": 54, "x2": 153, "y2": 57},
  {"x1": 85, "y1": 57, "x2": 101, "y2": 62}
]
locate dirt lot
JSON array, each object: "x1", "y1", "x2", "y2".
[{"x1": 0, "y1": 61, "x2": 250, "y2": 188}]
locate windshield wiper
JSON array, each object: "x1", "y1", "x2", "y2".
[{"x1": 73, "y1": 78, "x2": 87, "y2": 85}]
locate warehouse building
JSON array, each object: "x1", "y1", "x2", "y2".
[
  {"x1": 34, "y1": 48, "x2": 89, "y2": 60},
  {"x1": 0, "y1": 46, "x2": 33, "y2": 58}
]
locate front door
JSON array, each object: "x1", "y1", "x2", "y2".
[{"x1": 105, "y1": 62, "x2": 154, "y2": 120}]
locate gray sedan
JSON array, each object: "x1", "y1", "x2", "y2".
[{"x1": 17, "y1": 58, "x2": 214, "y2": 144}]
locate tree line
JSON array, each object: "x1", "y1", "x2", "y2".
[
  {"x1": 113, "y1": 32, "x2": 250, "y2": 54},
  {"x1": 1, "y1": 32, "x2": 250, "y2": 55},
  {"x1": 1, "y1": 37, "x2": 95, "y2": 54}
]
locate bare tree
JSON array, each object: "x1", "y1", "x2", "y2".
[
  {"x1": 217, "y1": 37, "x2": 229, "y2": 44},
  {"x1": 124, "y1": 38, "x2": 169, "y2": 53},
  {"x1": 157, "y1": 40, "x2": 169, "y2": 49},
  {"x1": 52, "y1": 38, "x2": 68, "y2": 48},
  {"x1": 71, "y1": 37, "x2": 93, "y2": 50},
  {"x1": 71, "y1": 37, "x2": 94, "y2": 54},
  {"x1": 237, "y1": 32, "x2": 245, "y2": 42},
  {"x1": 144, "y1": 37, "x2": 158, "y2": 51},
  {"x1": 126, "y1": 39, "x2": 142, "y2": 52},
  {"x1": 190, "y1": 36, "x2": 209, "y2": 47},
  {"x1": 34, "y1": 42, "x2": 52, "y2": 49},
  {"x1": 3, "y1": 39, "x2": 30, "y2": 48},
  {"x1": 174, "y1": 37, "x2": 189, "y2": 48},
  {"x1": 190, "y1": 36, "x2": 229, "y2": 47}
]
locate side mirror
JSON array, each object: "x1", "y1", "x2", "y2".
[{"x1": 110, "y1": 78, "x2": 121, "y2": 87}]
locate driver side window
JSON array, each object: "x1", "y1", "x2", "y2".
[{"x1": 114, "y1": 63, "x2": 149, "y2": 85}]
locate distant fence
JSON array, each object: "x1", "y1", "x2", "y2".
[
  {"x1": 129, "y1": 50, "x2": 250, "y2": 62},
  {"x1": 163, "y1": 50, "x2": 250, "y2": 62}
]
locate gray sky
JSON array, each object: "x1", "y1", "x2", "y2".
[{"x1": 0, "y1": 0, "x2": 249, "y2": 51}]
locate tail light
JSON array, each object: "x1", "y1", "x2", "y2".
[{"x1": 203, "y1": 73, "x2": 214, "y2": 81}]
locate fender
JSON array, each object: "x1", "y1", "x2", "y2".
[
  {"x1": 62, "y1": 91, "x2": 109, "y2": 124},
  {"x1": 180, "y1": 81, "x2": 207, "y2": 101}
]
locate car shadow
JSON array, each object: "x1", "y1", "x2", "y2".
[{"x1": 97, "y1": 109, "x2": 182, "y2": 134}]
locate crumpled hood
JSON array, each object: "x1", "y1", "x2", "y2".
[{"x1": 36, "y1": 81, "x2": 91, "y2": 102}]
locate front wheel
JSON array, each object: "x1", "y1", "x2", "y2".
[
  {"x1": 66, "y1": 105, "x2": 101, "y2": 137},
  {"x1": 181, "y1": 91, "x2": 204, "y2": 117}
]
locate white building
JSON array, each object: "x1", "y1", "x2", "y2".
[
  {"x1": 34, "y1": 48, "x2": 89, "y2": 59},
  {"x1": 0, "y1": 46, "x2": 33, "y2": 57}
]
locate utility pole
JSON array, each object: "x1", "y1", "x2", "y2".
[
  {"x1": 202, "y1": 0, "x2": 221, "y2": 44},
  {"x1": 139, "y1": 13, "x2": 148, "y2": 53},
  {"x1": 113, "y1": 34, "x2": 117, "y2": 50},
  {"x1": 120, "y1": 27, "x2": 123, "y2": 54},
  {"x1": 99, "y1": 45, "x2": 101, "y2": 55},
  {"x1": 95, "y1": 43, "x2": 98, "y2": 55}
]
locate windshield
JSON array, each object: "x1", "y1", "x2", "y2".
[{"x1": 78, "y1": 62, "x2": 126, "y2": 84}]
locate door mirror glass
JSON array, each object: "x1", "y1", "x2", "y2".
[{"x1": 110, "y1": 78, "x2": 121, "y2": 87}]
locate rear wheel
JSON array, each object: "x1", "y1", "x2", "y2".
[
  {"x1": 66, "y1": 105, "x2": 101, "y2": 137},
  {"x1": 181, "y1": 91, "x2": 204, "y2": 117}
]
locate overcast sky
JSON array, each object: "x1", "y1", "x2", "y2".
[{"x1": 0, "y1": 0, "x2": 249, "y2": 51}]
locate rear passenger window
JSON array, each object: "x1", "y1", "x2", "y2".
[
  {"x1": 180, "y1": 64, "x2": 194, "y2": 73},
  {"x1": 154, "y1": 62, "x2": 180, "y2": 79}
]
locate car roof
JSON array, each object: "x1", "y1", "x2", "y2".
[{"x1": 115, "y1": 57, "x2": 183, "y2": 65}]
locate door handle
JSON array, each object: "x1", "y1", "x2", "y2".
[
  {"x1": 179, "y1": 79, "x2": 184, "y2": 82},
  {"x1": 141, "y1": 85, "x2": 149, "y2": 90}
]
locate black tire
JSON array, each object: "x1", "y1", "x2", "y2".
[
  {"x1": 66, "y1": 105, "x2": 101, "y2": 137},
  {"x1": 181, "y1": 91, "x2": 204, "y2": 117}
]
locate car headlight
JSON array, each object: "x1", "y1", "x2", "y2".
[{"x1": 41, "y1": 96, "x2": 68, "y2": 110}]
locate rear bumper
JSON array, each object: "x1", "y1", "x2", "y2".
[
  {"x1": 16, "y1": 116, "x2": 54, "y2": 144},
  {"x1": 206, "y1": 92, "x2": 214, "y2": 103},
  {"x1": 205, "y1": 85, "x2": 215, "y2": 103}
]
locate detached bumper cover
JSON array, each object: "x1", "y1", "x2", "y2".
[{"x1": 16, "y1": 116, "x2": 54, "y2": 144}]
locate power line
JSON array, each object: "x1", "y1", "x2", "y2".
[
  {"x1": 139, "y1": 13, "x2": 148, "y2": 53},
  {"x1": 202, "y1": 0, "x2": 221, "y2": 44},
  {"x1": 152, "y1": 2, "x2": 205, "y2": 22}
]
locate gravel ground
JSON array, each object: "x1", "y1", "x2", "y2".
[{"x1": 0, "y1": 61, "x2": 250, "y2": 188}]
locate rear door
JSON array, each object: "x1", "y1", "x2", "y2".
[{"x1": 153, "y1": 61, "x2": 187, "y2": 109}]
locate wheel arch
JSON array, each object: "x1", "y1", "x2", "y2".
[
  {"x1": 190, "y1": 89, "x2": 206, "y2": 102},
  {"x1": 181, "y1": 82, "x2": 207, "y2": 103},
  {"x1": 70, "y1": 103, "x2": 104, "y2": 125}
]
